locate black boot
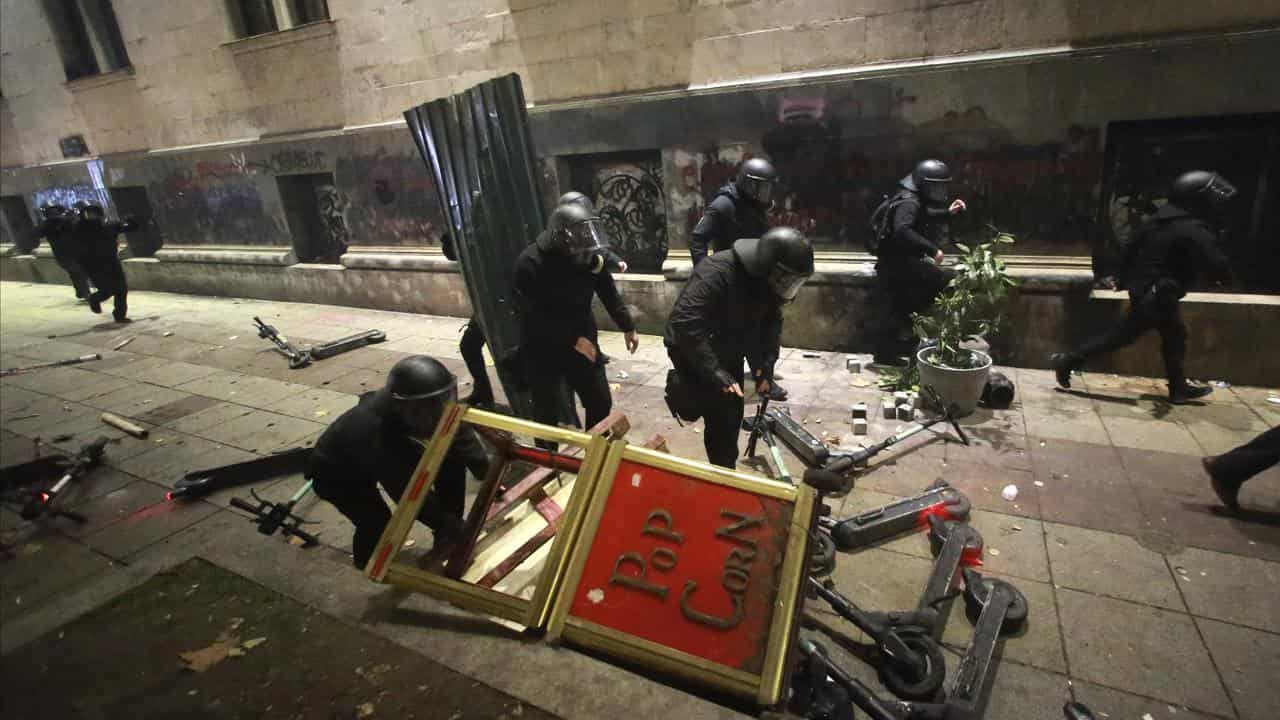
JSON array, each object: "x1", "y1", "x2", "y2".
[
  {"x1": 766, "y1": 381, "x2": 788, "y2": 401},
  {"x1": 1049, "y1": 353, "x2": 1078, "y2": 389},
  {"x1": 88, "y1": 296, "x2": 102, "y2": 314},
  {"x1": 1203, "y1": 456, "x2": 1240, "y2": 512},
  {"x1": 1169, "y1": 383, "x2": 1212, "y2": 404}
]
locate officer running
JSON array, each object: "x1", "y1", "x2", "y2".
[
  {"x1": 872, "y1": 159, "x2": 967, "y2": 365},
  {"x1": 73, "y1": 202, "x2": 136, "y2": 323},
  {"x1": 514, "y1": 200, "x2": 638, "y2": 434},
  {"x1": 690, "y1": 157, "x2": 778, "y2": 266},
  {"x1": 309, "y1": 355, "x2": 489, "y2": 569},
  {"x1": 1050, "y1": 170, "x2": 1235, "y2": 404},
  {"x1": 665, "y1": 227, "x2": 814, "y2": 468},
  {"x1": 34, "y1": 201, "x2": 92, "y2": 300}
]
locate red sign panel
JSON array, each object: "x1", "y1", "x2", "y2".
[{"x1": 567, "y1": 459, "x2": 794, "y2": 674}]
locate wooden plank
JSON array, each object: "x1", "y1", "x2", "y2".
[{"x1": 444, "y1": 441, "x2": 511, "y2": 579}]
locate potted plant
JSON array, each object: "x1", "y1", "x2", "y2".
[{"x1": 912, "y1": 227, "x2": 1017, "y2": 416}]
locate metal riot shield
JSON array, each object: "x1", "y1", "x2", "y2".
[{"x1": 404, "y1": 74, "x2": 543, "y2": 418}]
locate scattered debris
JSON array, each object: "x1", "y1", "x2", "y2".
[
  {"x1": 1268, "y1": 396, "x2": 1280, "y2": 406},
  {"x1": 608, "y1": 383, "x2": 621, "y2": 392},
  {"x1": 1001, "y1": 484, "x2": 1018, "y2": 501},
  {"x1": 356, "y1": 702, "x2": 375, "y2": 718},
  {"x1": 1209, "y1": 380, "x2": 1230, "y2": 388},
  {"x1": 101, "y1": 412, "x2": 148, "y2": 438},
  {"x1": 113, "y1": 336, "x2": 135, "y2": 350},
  {"x1": 1142, "y1": 714, "x2": 1155, "y2": 720},
  {"x1": 242, "y1": 637, "x2": 267, "y2": 650},
  {"x1": 314, "y1": 410, "x2": 329, "y2": 418},
  {"x1": 50, "y1": 434, "x2": 72, "y2": 442},
  {"x1": 1175, "y1": 566, "x2": 1188, "y2": 576},
  {"x1": 287, "y1": 535, "x2": 307, "y2": 547},
  {"x1": 616, "y1": 370, "x2": 629, "y2": 380},
  {"x1": 403, "y1": 539, "x2": 416, "y2": 549},
  {"x1": 849, "y1": 378, "x2": 873, "y2": 388},
  {"x1": 179, "y1": 628, "x2": 242, "y2": 672},
  {"x1": 988, "y1": 548, "x2": 1001, "y2": 557},
  {"x1": 163, "y1": 331, "x2": 174, "y2": 337},
  {"x1": 1033, "y1": 480, "x2": 1045, "y2": 488},
  {"x1": 802, "y1": 352, "x2": 821, "y2": 359},
  {"x1": 1039, "y1": 440, "x2": 1046, "y2": 447},
  {"x1": 693, "y1": 428, "x2": 701, "y2": 434},
  {"x1": 228, "y1": 335, "x2": 238, "y2": 341}
]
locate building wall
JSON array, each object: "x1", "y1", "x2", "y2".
[{"x1": 4, "y1": 0, "x2": 1280, "y2": 168}]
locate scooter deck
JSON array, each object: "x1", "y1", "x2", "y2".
[
  {"x1": 829, "y1": 479, "x2": 972, "y2": 551},
  {"x1": 766, "y1": 406, "x2": 831, "y2": 467},
  {"x1": 310, "y1": 329, "x2": 387, "y2": 359},
  {"x1": 169, "y1": 446, "x2": 313, "y2": 500}
]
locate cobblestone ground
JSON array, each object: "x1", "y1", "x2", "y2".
[{"x1": 2, "y1": 282, "x2": 1278, "y2": 720}]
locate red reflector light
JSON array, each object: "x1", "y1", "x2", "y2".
[
  {"x1": 39, "y1": 492, "x2": 50, "y2": 503},
  {"x1": 165, "y1": 492, "x2": 173, "y2": 501}
]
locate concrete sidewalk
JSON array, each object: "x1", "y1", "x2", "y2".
[{"x1": 2, "y1": 281, "x2": 1278, "y2": 720}]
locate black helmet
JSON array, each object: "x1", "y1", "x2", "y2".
[
  {"x1": 80, "y1": 202, "x2": 106, "y2": 221},
  {"x1": 1169, "y1": 170, "x2": 1237, "y2": 214},
  {"x1": 733, "y1": 226, "x2": 814, "y2": 303},
  {"x1": 386, "y1": 355, "x2": 458, "y2": 435},
  {"x1": 40, "y1": 201, "x2": 66, "y2": 219},
  {"x1": 736, "y1": 157, "x2": 778, "y2": 205},
  {"x1": 538, "y1": 201, "x2": 608, "y2": 258},
  {"x1": 902, "y1": 159, "x2": 953, "y2": 205},
  {"x1": 557, "y1": 191, "x2": 596, "y2": 214}
]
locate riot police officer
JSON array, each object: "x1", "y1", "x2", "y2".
[
  {"x1": 690, "y1": 157, "x2": 777, "y2": 266},
  {"x1": 872, "y1": 159, "x2": 967, "y2": 365},
  {"x1": 665, "y1": 226, "x2": 814, "y2": 468},
  {"x1": 73, "y1": 202, "x2": 136, "y2": 323},
  {"x1": 309, "y1": 355, "x2": 490, "y2": 569},
  {"x1": 34, "y1": 201, "x2": 91, "y2": 300},
  {"x1": 514, "y1": 201, "x2": 638, "y2": 433},
  {"x1": 1051, "y1": 170, "x2": 1236, "y2": 404}
]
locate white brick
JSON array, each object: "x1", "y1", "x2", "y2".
[
  {"x1": 780, "y1": 17, "x2": 867, "y2": 72},
  {"x1": 851, "y1": 402, "x2": 867, "y2": 419},
  {"x1": 853, "y1": 418, "x2": 868, "y2": 435}
]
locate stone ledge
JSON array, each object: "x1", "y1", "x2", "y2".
[
  {"x1": 222, "y1": 20, "x2": 338, "y2": 55},
  {"x1": 155, "y1": 247, "x2": 294, "y2": 266},
  {"x1": 340, "y1": 251, "x2": 457, "y2": 272},
  {"x1": 64, "y1": 67, "x2": 136, "y2": 92},
  {"x1": 1091, "y1": 289, "x2": 1280, "y2": 306}
]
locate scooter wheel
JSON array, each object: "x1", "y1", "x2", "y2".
[
  {"x1": 880, "y1": 633, "x2": 946, "y2": 701},
  {"x1": 809, "y1": 532, "x2": 836, "y2": 577},
  {"x1": 964, "y1": 577, "x2": 1028, "y2": 633}
]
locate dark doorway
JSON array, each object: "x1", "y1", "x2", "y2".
[
  {"x1": 108, "y1": 185, "x2": 164, "y2": 257},
  {"x1": 567, "y1": 150, "x2": 668, "y2": 273},
  {"x1": 276, "y1": 172, "x2": 348, "y2": 263},
  {"x1": 0, "y1": 195, "x2": 37, "y2": 252},
  {"x1": 1098, "y1": 113, "x2": 1280, "y2": 293}
]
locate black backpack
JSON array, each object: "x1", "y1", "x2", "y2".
[{"x1": 866, "y1": 194, "x2": 913, "y2": 255}]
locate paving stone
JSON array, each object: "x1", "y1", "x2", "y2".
[
  {"x1": 1133, "y1": 486, "x2": 1280, "y2": 563},
  {"x1": 113, "y1": 434, "x2": 235, "y2": 483},
  {"x1": 941, "y1": 570, "x2": 1067, "y2": 674},
  {"x1": 84, "y1": 351, "x2": 155, "y2": 376},
  {"x1": 1070, "y1": 679, "x2": 1220, "y2": 720},
  {"x1": 0, "y1": 533, "x2": 114, "y2": 618},
  {"x1": 2, "y1": 395, "x2": 96, "y2": 436},
  {"x1": 40, "y1": 370, "x2": 136, "y2": 403},
  {"x1": 262, "y1": 387, "x2": 358, "y2": 421},
  {"x1": 61, "y1": 467, "x2": 144, "y2": 509},
  {"x1": 173, "y1": 371, "x2": 305, "y2": 408},
  {"x1": 131, "y1": 394, "x2": 223, "y2": 426},
  {"x1": 81, "y1": 498, "x2": 222, "y2": 560},
  {"x1": 194, "y1": 409, "x2": 325, "y2": 453},
  {"x1": 1044, "y1": 522, "x2": 1184, "y2": 610},
  {"x1": 1118, "y1": 446, "x2": 1218, "y2": 502},
  {"x1": 1183, "y1": 420, "x2": 1263, "y2": 456},
  {"x1": 319, "y1": 367, "x2": 385, "y2": 395},
  {"x1": 1171, "y1": 546, "x2": 1280, "y2": 632},
  {"x1": 1056, "y1": 588, "x2": 1232, "y2": 716},
  {"x1": 127, "y1": 359, "x2": 221, "y2": 388},
  {"x1": 967, "y1": 510, "x2": 1050, "y2": 583},
  {"x1": 197, "y1": 346, "x2": 261, "y2": 371},
  {"x1": 1196, "y1": 617, "x2": 1280, "y2": 720},
  {"x1": 165, "y1": 401, "x2": 256, "y2": 433},
  {"x1": 1101, "y1": 415, "x2": 1200, "y2": 455},
  {"x1": 1023, "y1": 408, "x2": 1111, "y2": 445},
  {"x1": 974, "y1": 659, "x2": 1071, "y2": 720},
  {"x1": 929, "y1": 458, "x2": 1040, "y2": 519},
  {"x1": 60, "y1": 479, "x2": 169, "y2": 538}
]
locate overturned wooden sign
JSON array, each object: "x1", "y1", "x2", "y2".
[{"x1": 366, "y1": 404, "x2": 814, "y2": 706}]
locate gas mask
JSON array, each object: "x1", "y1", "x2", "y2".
[
  {"x1": 557, "y1": 217, "x2": 610, "y2": 272},
  {"x1": 768, "y1": 262, "x2": 812, "y2": 304}
]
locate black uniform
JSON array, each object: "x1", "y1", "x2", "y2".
[
  {"x1": 666, "y1": 249, "x2": 783, "y2": 468},
  {"x1": 309, "y1": 390, "x2": 490, "y2": 568},
  {"x1": 1067, "y1": 204, "x2": 1230, "y2": 390},
  {"x1": 874, "y1": 189, "x2": 953, "y2": 360},
  {"x1": 35, "y1": 216, "x2": 91, "y2": 299},
  {"x1": 690, "y1": 183, "x2": 769, "y2": 266},
  {"x1": 76, "y1": 216, "x2": 135, "y2": 321},
  {"x1": 441, "y1": 233, "x2": 497, "y2": 405},
  {"x1": 1205, "y1": 426, "x2": 1280, "y2": 506},
  {"x1": 514, "y1": 243, "x2": 634, "y2": 431}
]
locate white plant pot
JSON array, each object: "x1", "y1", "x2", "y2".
[{"x1": 917, "y1": 347, "x2": 992, "y2": 418}]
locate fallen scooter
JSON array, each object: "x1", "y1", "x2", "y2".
[
  {"x1": 167, "y1": 446, "x2": 313, "y2": 501},
  {"x1": 229, "y1": 479, "x2": 319, "y2": 547},
  {"x1": 254, "y1": 316, "x2": 386, "y2": 369},
  {"x1": 0, "y1": 436, "x2": 108, "y2": 523}
]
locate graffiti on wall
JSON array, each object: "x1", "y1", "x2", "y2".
[
  {"x1": 155, "y1": 168, "x2": 282, "y2": 246},
  {"x1": 335, "y1": 145, "x2": 441, "y2": 247},
  {"x1": 315, "y1": 183, "x2": 350, "y2": 257}
]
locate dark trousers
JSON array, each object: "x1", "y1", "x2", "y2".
[
  {"x1": 54, "y1": 254, "x2": 91, "y2": 298},
  {"x1": 1071, "y1": 286, "x2": 1187, "y2": 388},
  {"x1": 529, "y1": 347, "x2": 612, "y2": 433},
  {"x1": 669, "y1": 349, "x2": 744, "y2": 469},
  {"x1": 459, "y1": 320, "x2": 494, "y2": 403},
  {"x1": 313, "y1": 469, "x2": 465, "y2": 569},
  {"x1": 1211, "y1": 427, "x2": 1280, "y2": 491},
  {"x1": 86, "y1": 256, "x2": 128, "y2": 320},
  {"x1": 874, "y1": 258, "x2": 951, "y2": 359}
]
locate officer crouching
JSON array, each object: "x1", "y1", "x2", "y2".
[
  {"x1": 664, "y1": 227, "x2": 814, "y2": 468},
  {"x1": 309, "y1": 355, "x2": 490, "y2": 569}
]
